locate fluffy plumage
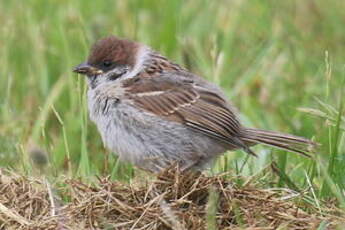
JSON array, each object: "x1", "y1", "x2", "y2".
[{"x1": 73, "y1": 36, "x2": 317, "y2": 172}]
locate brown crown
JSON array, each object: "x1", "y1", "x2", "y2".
[{"x1": 87, "y1": 36, "x2": 139, "y2": 68}]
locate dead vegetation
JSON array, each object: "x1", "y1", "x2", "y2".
[{"x1": 0, "y1": 168, "x2": 343, "y2": 230}]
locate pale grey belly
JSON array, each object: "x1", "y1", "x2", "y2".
[{"x1": 89, "y1": 100, "x2": 226, "y2": 172}]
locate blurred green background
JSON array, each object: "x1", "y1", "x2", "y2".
[{"x1": 0, "y1": 0, "x2": 344, "y2": 204}]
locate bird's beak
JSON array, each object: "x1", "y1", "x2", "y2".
[{"x1": 73, "y1": 62, "x2": 103, "y2": 75}]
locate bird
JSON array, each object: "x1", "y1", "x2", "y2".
[{"x1": 73, "y1": 35, "x2": 316, "y2": 173}]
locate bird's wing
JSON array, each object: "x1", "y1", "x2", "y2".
[{"x1": 122, "y1": 73, "x2": 254, "y2": 154}]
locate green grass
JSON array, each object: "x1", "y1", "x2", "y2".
[{"x1": 0, "y1": 0, "x2": 344, "y2": 211}]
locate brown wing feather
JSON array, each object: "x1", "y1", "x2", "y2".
[{"x1": 123, "y1": 75, "x2": 254, "y2": 154}]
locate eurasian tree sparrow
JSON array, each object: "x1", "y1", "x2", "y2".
[{"x1": 73, "y1": 36, "x2": 316, "y2": 172}]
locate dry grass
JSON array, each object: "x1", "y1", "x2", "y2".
[{"x1": 0, "y1": 167, "x2": 343, "y2": 230}]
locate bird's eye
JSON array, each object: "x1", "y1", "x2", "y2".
[{"x1": 102, "y1": 61, "x2": 113, "y2": 68}]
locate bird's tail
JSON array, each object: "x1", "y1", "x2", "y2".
[{"x1": 240, "y1": 128, "x2": 317, "y2": 157}]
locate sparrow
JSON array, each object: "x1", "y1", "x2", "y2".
[{"x1": 73, "y1": 36, "x2": 316, "y2": 172}]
